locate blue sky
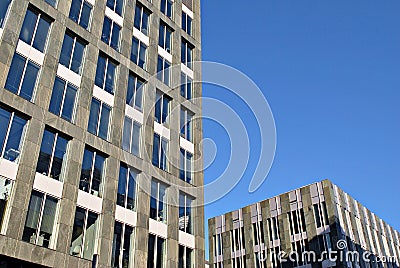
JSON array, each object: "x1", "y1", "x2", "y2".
[{"x1": 201, "y1": 0, "x2": 400, "y2": 257}]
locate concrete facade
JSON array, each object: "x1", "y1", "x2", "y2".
[
  {"x1": 0, "y1": 0, "x2": 204, "y2": 267},
  {"x1": 208, "y1": 180, "x2": 400, "y2": 268}
]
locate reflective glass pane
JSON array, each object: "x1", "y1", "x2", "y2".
[
  {"x1": 36, "y1": 130, "x2": 55, "y2": 176},
  {"x1": 0, "y1": 0, "x2": 11, "y2": 27},
  {"x1": 39, "y1": 196, "x2": 57, "y2": 248},
  {"x1": 149, "y1": 181, "x2": 157, "y2": 219},
  {"x1": 98, "y1": 104, "x2": 111, "y2": 140},
  {"x1": 69, "y1": 0, "x2": 81, "y2": 23},
  {"x1": 105, "y1": 61, "x2": 116, "y2": 94},
  {"x1": 134, "y1": 6, "x2": 141, "y2": 30},
  {"x1": 117, "y1": 164, "x2": 127, "y2": 207},
  {"x1": 122, "y1": 116, "x2": 132, "y2": 152},
  {"x1": 123, "y1": 226, "x2": 133, "y2": 267},
  {"x1": 135, "y1": 79, "x2": 143, "y2": 109},
  {"x1": 95, "y1": 55, "x2": 106, "y2": 88},
  {"x1": 71, "y1": 39, "x2": 85, "y2": 74},
  {"x1": 22, "y1": 191, "x2": 43, "y2": 244},
  {"x1": 92, "y1": 153, "x2": 105, "y2": 195},
  {"x1": 88, "y1": 99, "x2": 100, "y2": 135},
  {"x1": 160, "y1": 138, "x2": 168, "y2": 171},
  {"x1": 152, "y1": 134, "x2": 160, "y2": 167},
  {"x1": 80, "y1": 2, "x2": 92, "y2": 29},
  {"x1": 50, "y1": 135, "x2": 68, "y2": 181},
  {"x1": 138, "y1": 43, "x2": 146, "y2": 69},
  {"x1": 111, "y1": 221, "x2": 122, "y2": 267},
  {"x1": 4, "y1": 115, "x2": 27, "y2": 162},
  {"x1": 49, "y1": 77, "x2": 66, "y2": 116},
  {"x1": 59, "y1": 34, "x2": 74, "y2": 68},
  {"x1": 110, "y1": 23, "x2": 120, "y2": 50},
  {"x1": 82, "y1": 211, "x2": 97, "y2": 260},
  {"x1": 70, "y1": 207, "x2": 85, "y2": 256},
  {"x1": 131, "y1": 122, "x2": 140, "y2": 156},
  {"x1": 80, "y1": 149, "x2": 93, "y2": 192},
  {"x1": 130, "y1": 37, "x2": 139, "y2": 63},
  {"x1": 115, "y1": 0, "x2": 123, "y2": 16},
  {"x1": 19, "y1": 10, "x2": 37, "y2": 45},
  {"x1": 101, "y1": 17, "x2": 112, "y2": 44},
  {"x1": 127, "y1": 169, "x2": 136, "y2": 210},
  {"x1": 5, "y1": 54, "x2": 26, "y2": 94},
  {"x1": 142, "y1": 11, "x2": 149, "y2": 35},
  {"x1": 61, "y1": 84, "x2": 77, "y2": 122},
  {"x1": 33, "y1": 17, "x2": 51, "y2": 52},
  {"x1": 19, "y1": 60, "x2": 39, "y2": 100},
  {"x1": 0, "y1": 108, "x2": 11, "y2": 152}
]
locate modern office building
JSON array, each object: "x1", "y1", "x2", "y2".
[
  {"x1": 209, "y1": 180, "x2": 400, "y2": 268},
  {"x1": 0, "y1": 0, "x2": 203, "y2": 267}
]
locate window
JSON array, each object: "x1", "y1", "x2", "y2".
[
  {"x1": 181, "y1": 40, "x2": 193, "y2": 69},
  {"x1": 180, "y1": 73, "x2": 192, "y2": 100},
  {"x1": 70, "y1": 207, "x2": 98, "y2": 260},
  {"x1": 130, "y1": 37, "x2": 147, "y2": 69},
  {"x1": 22, "y1": 191, "x2": 58, "y2": 248},
  {"x1": 314, "y1": 202, "x2": 329, "y2": 228},
  {"x1": 95, "y1": 54, "x2": 117, "y2": 94},
  {"x1": 79, "y1": 147, "x2": 106, "y2": 197},
  {"x1": 179, "y1": 245, "x2": 193, "y2": 268},
  {"x1": 69, "y1": 0, "x2": 92, "y2": 30},
  {"x1": 0, "y1": 0, "x2": 11, "y2": 28},
  {"x1": 181, "y1": 11, "x2": 192, "y2": 35},
  {"x1": 179, "y1": 193, "x2": 193, "y2": 234},
  {"x1": 180, "y1": 108, "x2": 192, "y2": 141},
  {"x1": 154, "y1": 91, "x2": 170, "y2": 125},
  {"x1": 111, "y1": 222, "x2": 133, "y2": 268},
  {"x1": 49, "y1": 77, "x2": 77, "y2": 122},
  {"x1": 5, "y1": 53, "x2": 40, "y2": 101},
  {"x1": 158, "y1": 22, "x2": 172, "y2": 52},
  {"x1": 147, "y1": 234, "x2": 166, "y2": 268},
  {"x1": 150, "y1": 180, "x2": 167, "y2": 223},
  {"x1": 87, "y1": 98, "x2": 111, "y2": 140},
  {"x1": 19, "y1": 8, "x2": 51, "y2": 53},
  {"x1": 122, "y1": 116, "x2": 141, "y2": 156},
  {"x1": 0, "y1": 107, "x2": 27, "y2": 163},
  {"x1": 101, "y1": 16, "x2": 121, "y2": 51},
  {"x1": 288, "y1": 209, "x2": 306, "y2": 235},
  {"x1": 267, "y1": 217, "x2": 279, "y2": 241},
  {"x1": 45, "y1": 0, "x2": 57, "y2": 7},
  {"x1": 117, "y1": 163, "x2": 137, "y2": 210},
  {"x1": 252, "y1": 222, "x2": 265, "y2": 246},
  {"x1": 107, "y1": 0, "x2": 124, "y2": 16},
  {"x1": 180, "y1": 149, "x2": 192, "y2": 184},
  {"x1": 36, "y1": 129, "x2": 69, "y2": 181},
  {"x1": 152, "y1": 133, "x2": 168, "y2": 171},
  {"x1": 231, "y1": 227, "x2": 245, "y2": 252},
  {"x1": 134, "y1": 4, "x2": 150, "y2": 35},
  {"x1": 0, "y1": 177, "x2": 13, "y2": 231},
  {"x1": 157, "y1": 56, "x2": 171, "y2": 86},
  {"x1": 59, "y1": 31, "x2": 86, "y2": 74},
  {"x1": 214, "y1": 234, "x2": 223, "y2": 256},
  {"x1": 126, "y1": 73, "x2": 144, "y2": 110},
  {"x1": 160, "y1": 0, "x2": 173, "y2": 19}
]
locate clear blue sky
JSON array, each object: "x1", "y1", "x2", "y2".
[{"x1": 201, "y1": 0, "x2": 400, "y2": 258}]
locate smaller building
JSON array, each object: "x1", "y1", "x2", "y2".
[{"x1": 208, "y1": 180, "x2": 400, "y2": 268}]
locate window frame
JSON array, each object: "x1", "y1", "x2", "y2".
[
  {"x1": 181, "y1": 39, "x2": 193, "y2": 69},
  {"x1": 179, "y1": 193, "x2": 193, "y2": 234},
  {"x1": 158, "y1": 21, "x2": 173, "y2": 52},
  {"x1": 160, "y1": 0, "x2": 173, "y2": 19},
  {"x1": 101, "y1": 16, "x2": 121, "y2": 51},
  {"x1": 179, "y1": 148, "x2": 193, "y2": 184},
  {"x1": 106, "y1": 0, "x2": 124, "y2": 17},
  {"x1": 178, "y1": 245, "x2": 193, "y2": 268},
  {"x1": 156, "y1": 56, "x2": 171, "y2": 86},
  {"x1": 154, "y1": 91, "x2": 171, "y2": 125},
  {"x1": 130, "y1": 36, "x2": 147, "y2": 69},
  {"x1": 49, "y1": 76, "x2": 78, "y2": 122},
  {"x1": 122, "y1": 116, "x2": 141, "y2": 157},
  {"x1": 69, "y1": 0, "x2": 93, "y2": 30},
  {"x1": 152, "y1": 133, "x2": 168, "y2": 171},
  {"x1": 79, "y1": 148, "x2": 106, "y2": 197},
  {"x1": 95, "y1": 54, "x2": 117, "y2": 94},
  {"x1": 111, "y1": 221, "x2": 134, "y2": 268},
  {"x1": 126, "y1": 73, "x2": 144, "y2": 111},
  {"x1": 181, "y1": 11, "x2": 192, "y2": 36},
  {"x1": 117, "y1": 163, "x2": 138, "y2": 211},
  {"x1": 150, "y1": 180, "x2": 168, "y2": 223},
  {"x1": 180, "y1": 108, "x2": 193, "y2": 141},
  {"x1": 59, "y1": 31, "x2": 87, "y2": 75},
  {"x1": 87, "y1": 97, "x2": 112, "y2": 140},
  {"x1": 180, "y1": 72, "x2": 192, "y2": 100},
  {"x1": 134, "y1": 3, "x2": 150, "y2": 35},
  {"x1": 147, "y1": 233, "x2": 166, "y2": 268}
]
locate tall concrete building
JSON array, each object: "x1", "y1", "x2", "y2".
[
  {"x1": 0, "y1": 0, "x2": 203, "y2": 267},
  {"x1": 208, "y1": 180, "x2": 400, "y2": 268}
]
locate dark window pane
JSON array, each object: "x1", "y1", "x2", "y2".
[
  {"x1": 0, "y1": 0, "x2": 11, "y2": 27},
  {"x1": 122, "y1": 116, "x2": 131, "y2": 152},
  {"x1": 138, "y1": 43, "x2": 146, "y2": 69},
  {"x1": 142, "y1": 11, "x2": 149, "y2": 35},
  {"x1": 19, "y1": 60, "x2": 39, "y2": 100},
  {"x1": 135, "y1": 80, "x2": 143, "y2": 109},
  {"x1": 115, "y1": 0, "x2": 123, "y2": 16},
  {"x1": 36, "y1": 130, "x2": 55, "y2": 176},
  {"x1": 160, "y1": 138, "x2": 167, "y2": 170},
  {"x1": 59, "y1": 34, "x2": 74, "y2": 68},
  {"x1": 134, "y1": 6, "x2": 141, "y2": 30},
  {"x1": 95, "y1": 55, "x2": 106, "y2": 88},
  {"x1": 33, "y1": 17, "x2": 51, "y2": 52},
  {"x1": 111, "y1": 221, "x2": 122, "y2": 267},
  {"x1": 105, "y1": 61, "x2": 116, "y2": 94},
  {"x1": 101, "y1": 17, "x2": 112, "y2": 44},
  {"x1": 127, "y1": 170, "x2": 136, "y2": 210},
  {"x1": 71, "y1": 39, "x2": 85, "y2": 74},
  {"x1": 98, "y1": 104, "x2": 110, "y2": 140},
  {"x1": 80, "y1": 2, "x2": 92, "y2": 29},
  {"x1": 147, "y1": 234, "x2": 155, "y2": 268},
  {"x1": 92, "y1": 154, "x2": 105, "y2": 194},
  {"x1": 158, "y1": 25, "x2": 164, "y2": 48},
  {"x1": 117, "y1": 164, "x2": 127, "y2": 207},
  {"x1": 88, "y1": 99, "x2": 100, "y2": 135},
  {"x1": 110, "y1": 23, "x2": 120, "y2": 50},
  {"x1": 126, "y1": 75, "x2": 134, "y2": 106},
  {"x1": 154, "y1": 93, "x2": 161, "y2": 123},
  {"x1": 70, "y1": 207, "x2": 85, "y2": 256},
  {"x1": 187, "y1": 17, "x2": 192, "y2": 35},
  {"x1": 4, "y1": 115, "x2": 26, "y2": 162},
  {"x1": 131, "y1": 122, "x2": 140, "y2": 156},
  {"x1": 50, "y1": 135, "x2": 68, "y2": 180},
  {"x1": 80, "y1": 149, "x2": 93, "y2": 192},
  {"x1": 162, "y1": 97, "x2": 169, "y2": 123},
  {"x1": 5, "y1": 54, "x2": 26, "y2": 94},
  {"x1": 0, "y1": 108, "x2": 11, "y2": 152},
  {"x1": 62, "y1": 84, "x2": 77, "y2": 122},
  {"x1": 22, "y1": 191, "x2": 43, "y2": 243},
  {"x1": 182, "y1": 13, "x2": 186, "y2": 32},
  {"x1": 49, "y1": 77, "x2": 65, "y2": 116},
  {"x1": 20, "y1": 10, "x2": 37, "y2": 46},
  {"x1": 179, "y1": 149, "x2": 185, "y2": 180},
  {"x1": 164, "y1": 61, "x2": 170, "y2": 86},
  {"x1": 69, "y1": 0, "x2": 81, "y2": 23},
  {"x1": 39, "y1": 196, "x2": 57, "y2": 248},
  {"x1": 130, "y1": 37, "x2": 139, "y2": 63},
  {"x1": 152, "y1": 134, "x2": 160, "y2": 167},
  {"x1": 45, "y1": 0, "x2": 57, "y2": 7},
  {"x1": 123, "y1": 226, "x2": 133, "y2": 266}
]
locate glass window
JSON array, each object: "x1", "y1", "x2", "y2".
[
  {"x1": 87, "y1": 98, "x2": 111, "y2": 140},
  {"x1": 180, "y1": 108, "x2": 193, "y2": 141},
  {"x1": 19, "y1": 8, "x2": 51, "y2": 53},
  {"x1": 22, "y1": 190, "x2": 58, "y2": 248},
  {"x1": 95, "y1": 54, "x2": 117, "y2": 94},
  {"x1": 154, "y1": 91, "x2": 170, "y2": 125},
  {"x1": 147, "y1": 234, "x2": 166, "y2": 268},
  {"x1": 69, "y1": 0, "x2": 92, "y2": 30},
  {"x1": 36, "y1": 129, "x2": 69, "y2": 181},
  {"x1": 0, "y1": 177, "x2": 13, "y2": 231},
  {"x1": 45, "y1": 0, "x2": 57, "y2": 7},
  {"x1": 156, "y1": 56, "x2": 170, "y2": 86},
  {"x1": 102, "y1": 16, "x2": 121, "y2": 51},
  {"x1": 122, "y1": 116, "x2": 141, "y2": 157},
  {"x1": 5, "y1": 53, "x2": 40, "y2": 101},
  {"x1": 179, "y1": 149, "x2": 192, "y2": 184},
  {"x1": 0, "y1": 107, "x2": 27, "y2": 163},
  {"x1": 180, "y1": 73, "x2": 192, "y2": 100},
  {"x1": 79, "y1": 148, "x2": 106, "y2": 197},
  {"x1": 0, "y1": 0, "x2": 11, "y2": 28},
  {"x1": 59, "y1": 32, "x2": 86, "y2": 74},
  {"x1": 179, "y1": 245, "x2": 193, "y2": 268},
  {"x1": 134, "y1": 4, "x2": 150, "y2": 35},
  {"x1": 214, "y1": 234, "x2": 223, "y2": 257},
  {"x1": 117, "y1": 163, "x2": 137, "y2": 211},
  {"x1": 267, "y1": 217, "x2": 279, "y2": 241},
  {"x1": 130, "y1": 36, "x2": 147, "y2": 69},
  {"x1": 126, "y1": 73, "x2": 144, "y2": 110},
  {"x1": 107, "y1": 0, "x2": 124, "y2": 16},
  {"x1": 160, "y1": 0, "x2": 173, "y2": 19},
  {"x1": 150, "y1": 180, "x2": 167, "y2": 223},
  {"x1": 181, "y1": 11, "x2": 192, "y2": 36},
  {"x1": 70, "y1": 207, "x2": 98, "y2": 260},
  {"x1": 49, "y1": 76, "x2": 77, "y2": 122},
  {"x1": 181, "y1": 40, "x2": 193, "y2": 69},
  {"x1": 152, "y1": 133, "x2": 168, "y2": 171},
  {"x1": 111, "y1": 221, "x2": 134, "y2": 268},
  {"x1": 179, "y1": 193, "x2": 193, "y2": 234},
  {"x1": 158, "y1": 22, "x2": 172, "y2": 52}
]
